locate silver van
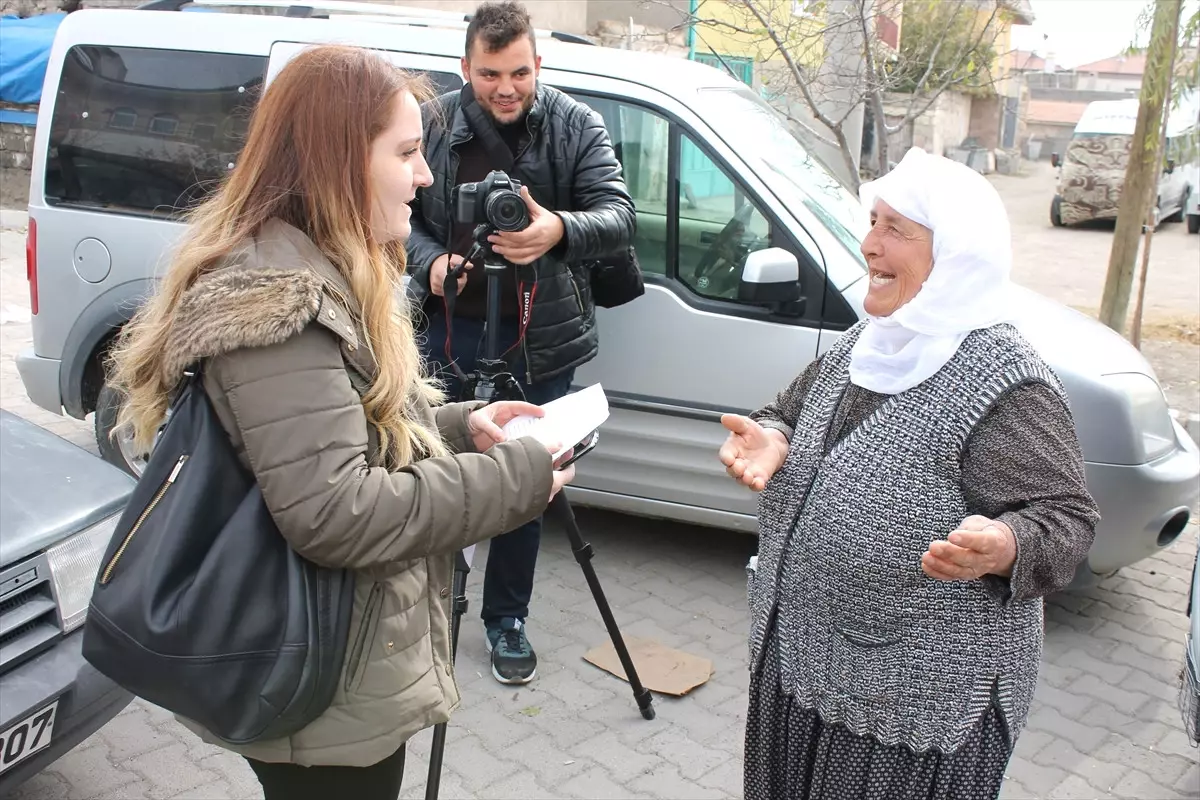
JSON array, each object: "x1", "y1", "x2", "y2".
[{"x1": 15, "y1": 1, "x2": 1200, "y2": 586}]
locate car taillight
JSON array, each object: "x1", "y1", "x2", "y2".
[{"x1": 26, "y1": 217, "x2": 37, "y2": 316}]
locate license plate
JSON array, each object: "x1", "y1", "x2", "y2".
[{"x1": 0, "y1": 701, "x2": 57, "y2": 775}]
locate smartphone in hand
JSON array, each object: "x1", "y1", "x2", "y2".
[{"x1": 554, "y1": 429, "x2": 599, "y2": 471}]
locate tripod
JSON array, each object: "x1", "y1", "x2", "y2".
[{"x1": 425, "y1": 228, "x2": 654, "y2": 800}]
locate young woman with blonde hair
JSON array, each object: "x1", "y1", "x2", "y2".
[{"x1": 106, "y1": 44, "x2": 572, "y2": 799}]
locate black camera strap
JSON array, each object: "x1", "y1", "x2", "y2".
[{"x1": 460, "y1": 84, "x2": 517, "y2": 173}]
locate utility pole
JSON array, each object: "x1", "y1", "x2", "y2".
[{"x1": 1098, "y1": 0, "x2": 1183, "y2": 335}]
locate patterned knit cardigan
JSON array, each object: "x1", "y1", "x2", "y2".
[{"x1": 748, "y1": 321, "x2": 1068, "y2": 754}]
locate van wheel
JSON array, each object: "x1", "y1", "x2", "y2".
[
  {"x1": 95, "y1": 383, "x2": 152, "y2": 478},
  {"x1": 1188, "y1": 214, "x2": 1200, "y2": 234},
  {"x1": 1050, "y1": 196, "x2": 1064, "y2": 227}
]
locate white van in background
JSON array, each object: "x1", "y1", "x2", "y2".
[
  {"x1": 13, "y1": 1, "x2": 1200, "y2": 587},
  {"x1": 1186, "y1": 162, "x2": 1200, "y2": 233},
  {"x1": 1050, "y1": 95, "x2": 1198, "y2": 228}
]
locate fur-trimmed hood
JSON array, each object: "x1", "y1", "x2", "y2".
[{"x1": 161, "y1": 220, "x2": 364, "y2": 388}]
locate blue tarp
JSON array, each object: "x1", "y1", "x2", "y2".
[
  {"x1": 0, "y1": 8, "x2": 220, "y2": 108},
  {"x1": 0, "y1": 12, "x2": 66, "y2": 105}
]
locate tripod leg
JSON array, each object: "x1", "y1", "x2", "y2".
[
  {"x1": 548, "y1": 492, "x2": 655, "y2": 721},
  {"x1": 425, "y1": 554, "x2": 471, "y2": 800}
]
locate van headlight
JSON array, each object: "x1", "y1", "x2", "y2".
[
  {"x1": 45, "y1": 514, "x2": 120, "y2": 633},
  {"x1": 1103, "y1": 372, "x2": 1178, "y2": 462}
]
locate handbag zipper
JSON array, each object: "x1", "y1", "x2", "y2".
[{"x1": 100, "y1": 455, "x2": 187, "y2": 584}]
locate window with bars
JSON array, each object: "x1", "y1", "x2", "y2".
[{"x1": 693, "y1": 53, "x2": 754, "y2": 87}]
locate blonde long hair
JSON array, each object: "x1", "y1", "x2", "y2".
[{"x1": 108, "y1": 45, "x2": 447, "y2": 466}]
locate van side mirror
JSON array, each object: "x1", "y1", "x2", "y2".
[
  {"x1": 739, "y1": 247, "x2": 804, "y2": 315},
  {"x1": 1050, "y1": 152, "x2": 1060, "y2": 168}
]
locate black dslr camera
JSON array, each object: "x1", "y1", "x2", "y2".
[{"x1": 451, "y1": 170, "x2": 530, "y2": 233}]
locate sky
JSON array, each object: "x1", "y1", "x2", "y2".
[{"x1": 1010, "y1": 0, "x2": 1195, "y2": 70}]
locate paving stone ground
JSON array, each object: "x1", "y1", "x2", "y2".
[{"x1": 2, "y1": 212, "x2": 1198, "y2": 800}]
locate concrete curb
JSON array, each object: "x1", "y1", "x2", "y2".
[
  {"x1": 0, "y1": 209, "x2": 28, "y2": 230},
  {"x1": 1171, "y1": 410, "x2": 1200, "y2": 447}
]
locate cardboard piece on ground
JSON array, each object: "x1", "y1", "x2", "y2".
[{"x1": 583, "y1": 637, "x2": 714, "y2": 697}]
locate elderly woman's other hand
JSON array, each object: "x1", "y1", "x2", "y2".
[
  {"x1": 921, "y1": 515, "x2": 1018, "y2": 581},
  {"x1": 719, "y1": 414, "x2": 789, "y2": 492}
]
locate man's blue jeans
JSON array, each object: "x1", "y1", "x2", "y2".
[{"x1": 420, "y1": 310, "x2": 574, "y2": 625}]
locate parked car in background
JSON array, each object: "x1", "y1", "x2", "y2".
[
  {"x1": 0, "y1": 410, "x2": 134, "y2": 793},
  {"x1": 1049, "y1": 96, "x2": 1198, "y2": 228},
  {"x1": 13, "y1": 2, "x2": 1200, "y2": 592},
  {"x1": 1186, "y1": 163, "x2": 1200, "y2": 234}
]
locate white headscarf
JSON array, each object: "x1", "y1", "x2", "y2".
[{"x1": 849, "y1": 147, "x2": 1017, "y2": 395}]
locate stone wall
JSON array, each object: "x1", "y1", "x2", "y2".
[
  {"x1": 968, "y1": 96, "x2": 1002, "y2": 151},
  {"x1": 882, "y1": 91, "x2": 974, "y2": 163},
  {"x1": 0, "y1": 0, "x2": 138, "y2": 16},
  {"x1": 587, "y1": 18, "x2": 687, "y2": 57},
  {"x1": 0, "y1": 117, "x2": 36, "y2": 209}
]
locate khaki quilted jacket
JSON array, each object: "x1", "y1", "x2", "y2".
[{"x1": 159, "y1": 219, "x2": 553, "y2": 766}]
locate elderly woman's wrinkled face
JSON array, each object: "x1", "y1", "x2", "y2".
[{"x1": 860, "y1": 200, "x2": 934, "y2": 317}]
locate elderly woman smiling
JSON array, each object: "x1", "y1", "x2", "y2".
[{"x1": 720, "y1": 148, "x2": 1100, "y2": 800}]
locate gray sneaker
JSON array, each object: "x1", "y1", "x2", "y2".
[{"x1": 485, "y1": 617, "x2": 537, "y2": 685}]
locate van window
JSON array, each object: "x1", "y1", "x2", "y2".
[
  {"x1": 44, "y1": 46, "x2": 267, "y2": 217},
  {"x1": 569, "y1": 89, "x2": 852, "y2": 327},
  {"x1": 570, "y1": 93, "x2": 773, "y2": 300},
  {"x1": 677, "y1": 136, "x2": 771, "y2": 301},
  {"x1": 424, "y1": 71, "x2": 464, "y2": 96},
  {"x1": 568, "y1": 94, "x2": 669, "y2": 277}
]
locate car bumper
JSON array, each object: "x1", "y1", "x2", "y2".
[
  {"x1": 0, "y1": 630, "x2": 133, "y2": 794},
  {"x1": 14, "y1": 349, "x2": 63, "y2": 416},
  {"x1": 1078, "y1": 426, "x2": 1200, "y2": 579}
]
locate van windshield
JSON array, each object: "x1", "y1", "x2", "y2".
[{"x1": 695, "y1": 85, "x2": 868, "y2": 269}]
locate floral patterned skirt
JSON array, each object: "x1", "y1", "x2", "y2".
[{"x1": 745, "y1": 619, "x2": 1015, "y2": 800}]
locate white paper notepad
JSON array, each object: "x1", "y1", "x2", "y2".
[{"x1": 502, "y1": 383, "x2": 610, "y2": 460}]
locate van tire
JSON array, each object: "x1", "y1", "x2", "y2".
[
  {"x1": 94, "y1": 383, "x2": 144, "y2": 478},
  {"x1": 1188, "y1": 214, "x2": 1200, "y2": 234},
  {"x1": 1050, "y1": 196, "x2": 1065, "y2": 227}
]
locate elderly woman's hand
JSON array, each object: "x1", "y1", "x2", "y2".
[
  {"x1": 921, "y1": 515, "x2": 1017, "y2": 581},
  {"x1": 719, "y1": 414, "x2": 789, "y2": 492}
]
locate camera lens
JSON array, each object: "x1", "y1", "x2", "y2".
[{"x1": 486, "y1": 190, "x2": 531, "y2": 232}]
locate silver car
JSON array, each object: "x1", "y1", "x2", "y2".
[
  {"x1": 0, "y1": 410, "x2": 134, "y2": 793},
  {"x1": 1186, "y1": 164, "x2": 1200, "y2": 234},
  {"x1": 13, "y1": 3, "x2": 1200, "y2": 589}
]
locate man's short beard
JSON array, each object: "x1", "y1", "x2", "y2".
[{"x1": 484, "y1": 86, "x2": 536, "y2": 126}]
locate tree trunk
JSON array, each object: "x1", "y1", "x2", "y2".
[
  {"x1": 1099, "y1": 0, "x2": 1183, "y2": 334},
  {"x1": 870, "y1": 89, "x2": 890, "y2": 178},
  {"x1": 1130, "y1": 21, "x2": 1180, "y2": 349}
]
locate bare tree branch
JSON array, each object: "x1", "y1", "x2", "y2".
[{"x1": 628, "y1": 0, "x2": 1011, "y2": 187}]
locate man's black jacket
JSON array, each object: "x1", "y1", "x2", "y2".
[{"x1": 406, "y1": 84, "x2": 636, "y2": 384}]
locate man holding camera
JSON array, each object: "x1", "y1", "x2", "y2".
[{"x1": 406, "y1": 0, "x2": 635, "y2": 686}]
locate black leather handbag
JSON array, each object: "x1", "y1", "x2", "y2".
[{"x1": 81, "y1": 365, "x2": 355, "y2": 745}]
